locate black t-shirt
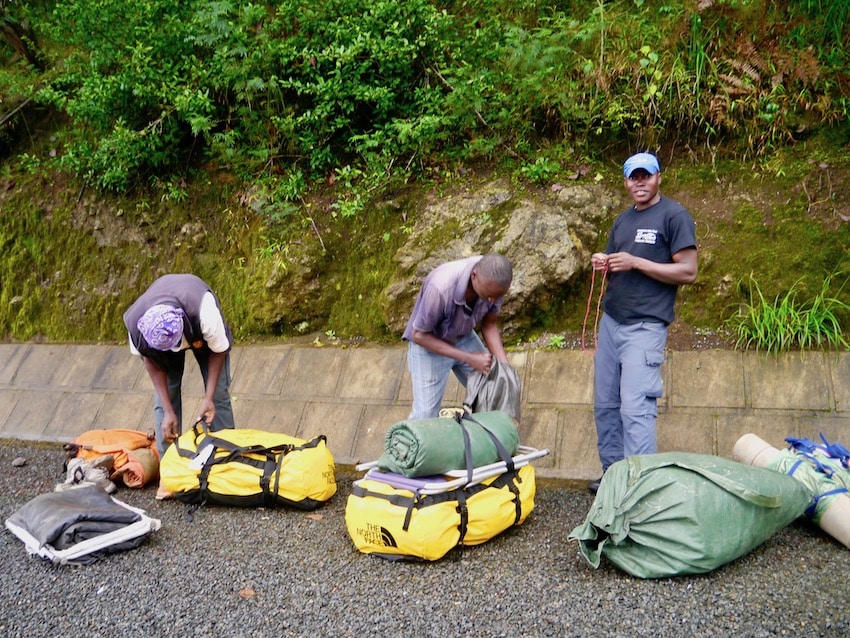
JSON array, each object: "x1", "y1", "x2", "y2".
[{"x1": 602, "y1": 197, "x2": 697, "y2": 325}]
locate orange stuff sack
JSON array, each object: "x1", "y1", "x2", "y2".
[
  {"x1": 113, "y1": 447, "x2": 160, "y2": 488},
  {"x1": 64, "y1": 429, "x2": 160, "y2": 488}
]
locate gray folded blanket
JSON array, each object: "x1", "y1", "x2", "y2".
[{"x1": 7, "y1": 485, "x2": 143, "y2": 552}]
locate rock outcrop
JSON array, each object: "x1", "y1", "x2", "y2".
[{"x1": 381, "y1": 179, "x2": 618, "y2": 336}]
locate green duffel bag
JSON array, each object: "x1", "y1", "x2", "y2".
[{"x1": 568, "y1": 452, "x2": 813, "y2": 578}]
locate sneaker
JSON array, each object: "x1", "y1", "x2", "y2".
[
  {"x1": 588, "y1": 477, "x2": 603, "y2": 494},
  {"x1": 87, "y1": 455, "x2": 118, "y2": 493},
  {"x1": 155, "y1": 483, "x2": 175, "y2": 501},
  {"x1": 63, "y1": 457, "x2": 87, "y2": 485},
  {"x1": 86, "y1": 466, "x2": 117, "y2": 494},
  {"x1": 57, "y1": 457, "x2": 116, "y2": 493},
  {"x1": 89, "y1": 454, "x2": 115, "y2": 474}
]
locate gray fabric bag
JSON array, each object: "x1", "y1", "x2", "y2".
[{"x1": 464, "y1": 359, "x2": 521, "y2": 421}]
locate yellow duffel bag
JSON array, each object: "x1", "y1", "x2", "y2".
[
  {"x1": 160, "y1": 423, "x2": 336, "y2": 510},
  {"x1": 345, "y1": 464, "x2": 536, "y2": 561}
]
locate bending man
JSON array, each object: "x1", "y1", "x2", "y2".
[
  {"x1": 123, "y1": 273, "x2": 235, "y2": 498},
  {"x1": 403, "y1": 254, "x2": 513, "y2": 419}
]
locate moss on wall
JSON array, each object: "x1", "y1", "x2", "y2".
[{"x1": 1, "y1": 140, "x2": 849, "y2": 346}]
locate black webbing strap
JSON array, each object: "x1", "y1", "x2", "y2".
[
  {"x1": 351, "y1": 483, "x2": 421, "y2": 531},
  {"x1": 351, "y1": 476, "x2": 500, "y2": 534},
  {"x1": 272, "y1": 436, "x2": 327, "y2": 502},
  {"x1": 204, "y1": 438, "x2": 295, "y2": 505},
  {"x1": 203, "y1": 436, "x2": 294, "y2": 461},
  {"x1": 459, "y1": 411, "x2": 516, "y2": 474},
  {"x1": 173, "y1": 419, "x2": 285, "y2": 459},
  {"x1": 453, "y1": 414, "x2": 476, "y2": 485},
  {"x1": 173, "y1": 419, "x2": 209, "y2": 459},
  {"x1": 490, "y1": 470, "x2": 524, "y2": 525},
  {"x1": 175, "y1": 419, "x2": 315, "y2": 506},
  {"x1": 455, "y1": 489, "x2": 469, "y2": 544}
]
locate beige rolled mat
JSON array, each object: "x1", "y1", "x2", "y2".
[
  {"x1": 818, "y1": 497, "x2": 850, "y2": 549},
  {"x1": 733, "y1": 433, "x2": 850, "y2": 549},
  {"x1": 110, "y1": 447, "x2": 160, "y2": 488},
  {"x1": 732, "y1": 433, "x2": 781, "y2": 467}
]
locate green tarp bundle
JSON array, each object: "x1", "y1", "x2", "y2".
[
  {"x1": 377, "y1": 411, "x2": 519, "y2": 478},
  {"x1": 568, "y1": 453, "x2": 813, "y2": 578}
]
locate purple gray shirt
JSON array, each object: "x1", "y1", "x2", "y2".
[{"x1": 402, "y1": 256, "x2": 503, "y2": 344}]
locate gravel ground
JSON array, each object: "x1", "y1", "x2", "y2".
[{"x1": 2, "y1": 439, "x2": 849, "y2": 638}]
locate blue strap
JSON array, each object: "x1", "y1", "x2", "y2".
[
  {"x1": 788, "y1": 434, "x2": 850, "y2": 471},
  {"x1": 804, "y1": 486, "x2": 849, "y2": 519},
  {"x1": 785, "y1": 447, "x2": 834, "y2": 479},
  {"x1": 785, "y1": 455, "x2": 847, "y2": 518},
  {"x1": 786, "y1": 459, "x2": 804, "y2": 477},
  {"x1": 785, "y1": 436, "x2": 821, "y2": 455},
  {"x1": 820, "y1": 433, "x2": 850, "y2": 468},
  {"x1": 806, "y1": 453, "x2": 833, "y2": 478}
]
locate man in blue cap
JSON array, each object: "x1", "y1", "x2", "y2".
[
  {"x1": 124, "y1": 274, "x2": 235, "y2": 499},
  {"x1": 588, "y1": 152, "x2": 698, "y2": 493}
]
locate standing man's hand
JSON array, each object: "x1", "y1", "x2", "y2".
[
  {"x1": 591, "y1": 252, "x2": 609, "y2": 271},
  {"x1": 604, "y1": 251, "x2": 640, "y2": 273}
]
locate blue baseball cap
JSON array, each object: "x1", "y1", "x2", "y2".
[{"x1": 623, "y1": 152, "x2": 660, "y2": 177}]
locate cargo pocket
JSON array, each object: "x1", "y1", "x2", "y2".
[{"x1": 643, "y1": 349, "x2": 665, "y2": 398}]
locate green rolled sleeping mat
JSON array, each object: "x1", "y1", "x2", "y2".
[
  {"x1": 376, "y1": 410, "x2": 519, "y2": 478},
  {"x1": 568, "y1": 452, "x2": 813, "y2": 579}
]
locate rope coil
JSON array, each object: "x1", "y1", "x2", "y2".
[{"x1": 581, "y1": 262, "x2": 608, "y2": 353}]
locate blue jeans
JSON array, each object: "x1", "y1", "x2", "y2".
[
  {"x1": 593, "y1": 313, "x2": 667, "y2": 471},
  {"x1": 407, "y1": 332, "x2": 487, "y2": 419},
  {"x1": 153, "y1": 349, "x2": 234, "y2": 456}
]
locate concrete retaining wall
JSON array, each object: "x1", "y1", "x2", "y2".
[{"x1": 1, "y1": 343, "x2": 848, "y2": 480}]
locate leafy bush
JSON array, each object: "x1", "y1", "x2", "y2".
[
  {"x1": 3, "y1": 0, "x2": 848, "y2": 196},
  {"x1": 519, "y1": 156, "x2": 561, "y2": 183},
  {"x1": 24, "y1": 0, "x2": 470, "y2": 190}
]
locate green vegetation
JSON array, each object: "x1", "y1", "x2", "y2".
[
  {"x1": 727, "y1": 275, "x2": 850, "y2": 353},
  {"x1": 546, "y1": 334, "x2": 567, "y2": 350},
  {"x1": 4, "y1": 0, "x2": 849, "y2": 193},
  {"x1": 1, "y1": 0, "x2": 849, "y2": 348}
]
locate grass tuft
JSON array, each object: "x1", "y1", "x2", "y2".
[{"x1": 727, "y1": 274, "x2": 850, "y2": 354}]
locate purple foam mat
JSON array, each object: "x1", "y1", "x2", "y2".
[{"x1": 364, "y1": 469, "x2": 457, "y2": 491}]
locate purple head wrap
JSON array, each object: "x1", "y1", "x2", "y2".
[{"x1": 137, "y1": 304, "x2": 185, "y2": 351}]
